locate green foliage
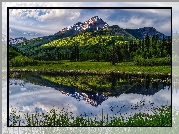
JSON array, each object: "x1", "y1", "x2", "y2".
[
  {"x1": 40, "y1": 73, "x2": 170, "y2": 94},
  {"x1": 13, "y1": 34, "x2": 131, "y2": 62},
  {"x1": 109, "y1": 48, "x2": 119, "y2": 65},
  {"x1": 10, "y1": 55, "x2": 39, "y2": 67},
  {"x1": 9, "y1": 61, "x2": 171, "y2": 75},
  {"x1": 9, "y1": 105, "x2": 171, "y2": 126},
  {"x1": 12, "y1": 31, "x2": 171, "y2": 65},
  {"x1": 41, "y1": 74, "x2": 129, "y2": 93},
  {"x1": 125, "y1": 29, "x2": 143, "y2": 39},
  {"x1": 134, "y1": 57, "x2": 171, "y2": 66},
  {"x1": 9, "y1": 46, "x2": 22, "y2": 60},
  {"x1": 9, "y1": 46, "x2": 40, "y2": 67}
]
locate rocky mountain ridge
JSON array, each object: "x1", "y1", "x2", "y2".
[{"x1": 56, "y1": 16, "x2": 109, "y2": 35}]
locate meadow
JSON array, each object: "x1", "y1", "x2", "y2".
[{"x1": 10, "y1": 60, "x2": 171, "y2": 76}]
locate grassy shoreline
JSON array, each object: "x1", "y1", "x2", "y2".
[
  {"x1": 9, "y1": 61, "x2": 171, "y2": 76},
  {"x1": 9, "y1": 105, "x2": 171, "y2": 126}
]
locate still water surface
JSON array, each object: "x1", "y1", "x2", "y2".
[{"x1": 8, "y1": 72, "x2": 172, "y2": 125}]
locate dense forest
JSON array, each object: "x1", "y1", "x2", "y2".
[{"x1": 11, "y1": 29, "x2": 171, "y2": 67}]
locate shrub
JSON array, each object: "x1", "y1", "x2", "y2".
[
  {"x1": 134, "y1": 56, "x2": 171, "y2": 66},
  {"x1": 10, "y1": 55, "x2": 39, "y2": 67}
]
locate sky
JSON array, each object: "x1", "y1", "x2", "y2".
[{"x1": 2, "y1": 2, "x2": 177, "y2": 40}]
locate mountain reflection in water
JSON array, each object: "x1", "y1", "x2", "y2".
[
  {"x1": 9, "y1": 72, "x2": 171, "y2": 108},
  {"x1": 8, "y1": 72, "x2": 172, "y2": 126}
]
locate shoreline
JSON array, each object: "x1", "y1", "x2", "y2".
[{"x1": 9, "y1": 68, "x2": 171, "y2": 76}]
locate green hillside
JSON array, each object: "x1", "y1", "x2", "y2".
[
  {"x1": 14, "y1": 32, "x2": 132, "y2": 61},
  {"x1": 8, "y1": 24, "x2": 171, "y2": 69},
  {"x1": 9, "y1": 46, "x2": 22, "y2": 60},
  {"x1": 9, "y1": 46, "x2": 39, "y2": 67}
]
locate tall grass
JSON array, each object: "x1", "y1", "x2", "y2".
[
  {"x1": 134, "y1": 57, "x2": 171, "y2": 66},
  {"x1": 9, "y1": 105, "x2": 171, "y2": 126},
  {"x1": 10, "y1": 60, "x2": 171, "y2": 75}
]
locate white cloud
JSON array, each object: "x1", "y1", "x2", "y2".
[
  {"x1": 11, "y1": 9, "x2": 22, "y2": 17},
  {"x1": 68, "y1": 12, "x2": 80, "y2": 21},
  {"x1": 26, "y1": 10, "x2": 39, "y2": 18},
  {"x1": 157, "y1": 21, "x2": 171, "y2": 35},
  {"x1": 9, "y1": 9, "x2": 82, "y2": 38},
  {"x1": 5, "y1": 2, "x2": 83, "y2": 22},
  {"x1": 2, "y1": 2, "x2": 176, "y2": 38},
  {"x1": 128, "y1": 17, "x2": 145, "y2": 26},
  {"x1": 122, "y1": 9, "x2": 171, "y2": 16},
  {"x1": 9, "y1": 8, "x2": 81, "y2": 23},
  {"x1": 106, "y1": 14, "x2": 170, "y2": 35},
  {"x1": 108, "y1": 17, "x2": 150, "y2": 29},
  {"x1": 37, "y1": 9, "x2": 66, "y2": 22},
  {"x1": 10, "y1": 21, "x2": 55, "y2": 36}
]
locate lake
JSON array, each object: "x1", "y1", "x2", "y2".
[{"x1": 8, "y1": 72, "x2": 172, "y2": 126}]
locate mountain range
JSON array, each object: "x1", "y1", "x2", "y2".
[
  {"x1": 8, "y1": 16, "x2": 168, "y2": 45},
  {"x1": 9, "y1": 37, "x2": 27, "y2": 46},
  {"x1": 54, "y1": 16, "x2": 166, "y2": 40}
]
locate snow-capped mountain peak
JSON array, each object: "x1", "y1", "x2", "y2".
[
  {"x1": 56, "y1": 16, "x2": 109, "y2": 34},
  {"x1": 80, "y1": 16, "x2": 109, "y2": 31}
]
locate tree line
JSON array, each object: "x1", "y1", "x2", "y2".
[
  {"x1": 39, "y1": 34, "x2": 171, "y2": 64},
  {"x1": 12, "y1": 32, "x2": 171, "y2": 66}
]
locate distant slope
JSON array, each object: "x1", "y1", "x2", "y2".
[
  {"x1": 9, "y1": 37, "x2": 27, "y2": 45},
  {"x1": 13, "y1": 32, "x2": 132, "y2": 61},
  {"x1": 9, "y1": 46, "x2": 22, "y2": 60},
  {"x1": 102, "y1": 25, "x2": 135, "y2": 38},
  {"x1": 125, "y1": 27, "x2": 166, "y2": 40}
]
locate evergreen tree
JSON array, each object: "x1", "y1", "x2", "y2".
[
  {"x1": 161, "y1": 34, "x2": 166, "y2": 57},
  {"x1": 145, "y1": 33, "x2": 150, "y2": 53},
  {"x1": 110, "y1": 48, "x2": 118, "y2": 65}
]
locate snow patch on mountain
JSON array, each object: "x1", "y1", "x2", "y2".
[
  {"x1": 56, "y1": 16, "x2": 109, "y2": 34},
  {"x1": 9, "y1": 37, "x2": 27, "y2": 45}
]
